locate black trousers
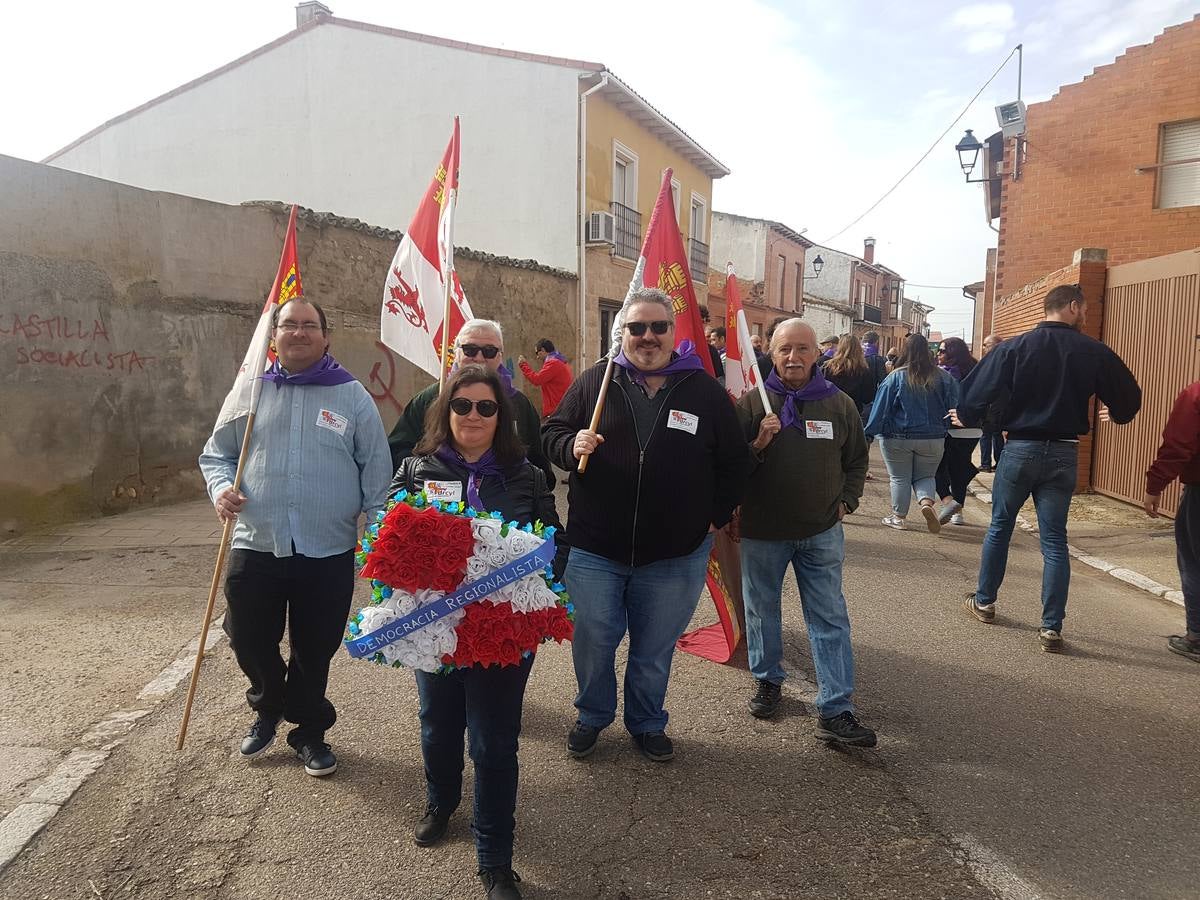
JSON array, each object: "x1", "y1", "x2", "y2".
[
  {"x1": 414, "y1": 655, "x2": 534, "y2": 869},
  {"x1": 936, "y1": 435, "x2": 980, "y2": 505},
  {"x1": 1177, "y1": 485, "x2": 1200, "y2": 634},
  {"x1": 223, "y1": 548, "x2": 354, "y2": 744}
]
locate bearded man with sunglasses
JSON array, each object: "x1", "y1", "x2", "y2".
[
  {"x1": 544, "y1": 288, "x2": 749, "y2": 762},
  {"x1": 199, "y1": 298, "x2": 392, "y2": 776},
  {"x1": 387, "y1": 319, "x2": 554, "y2": 485}
]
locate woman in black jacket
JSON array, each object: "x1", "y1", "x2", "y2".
[
  {"x1": 820, "y1": 334, "x2": 878, "y2": 414},
  {"x1": 390, "y1": 364, "x2": 563, "y2": 900}
]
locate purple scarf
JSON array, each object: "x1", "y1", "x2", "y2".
[
  {"x1": 765, "y1": 365, "x2": 841, "y2": 431},
  {"x1": 863, "y1": 343, "x2": 879, "y2": 358},
  {"x1": 612, "y1": 339, "x2": 707, "y2": 388},
  {"x1": 940, "y1": 363, "x2": 965, "y2": 381},
  {"x1": 263, "y1": 353, "x2": 357, "y2": 388},
  {"x1": 545, "y1": 351, "x2": 568, "y2": 364},
  {"x1": 434, "y1": 444, "x2": 505, "y2": 511}
]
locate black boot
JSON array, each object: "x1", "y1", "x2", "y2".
[
  {"x1": 479, "y1": 866, "x2": 522, "y2": 899},
  {"x1": 413, "y1": 806, "x2": 452, "y2": 846}
]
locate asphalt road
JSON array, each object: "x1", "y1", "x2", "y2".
[{"x1": 0, "y1": 470, "x2": 1196, "y2": 899}]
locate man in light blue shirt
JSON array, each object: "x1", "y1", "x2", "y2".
[{"x1": 199, "y1": 297, "x2": 391, "y2": 777}]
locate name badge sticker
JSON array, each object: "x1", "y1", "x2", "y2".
[
  {"x1": 316, "y1": 409, "x2": 349, "y2": 435},
  {"x1": 805, "y1": 420, "x2": 834, "y2": 440},
  {"x1": 424, "y1": 480, "x2": 464, "y2": 503},
  {"x1": 667, "y1": 409, "x2": 700, "y2": 435}
]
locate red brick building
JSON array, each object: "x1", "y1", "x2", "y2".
[{"x1": 978, "y1": 14, "x2": 1200, "y2": 332}]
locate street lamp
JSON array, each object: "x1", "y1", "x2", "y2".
[
  {"x1": 810, "y1": 254, "x2": 824, "y2": 277},
  {"x1": 955, "y1": 129, "x2": 987, "y2": 182}
]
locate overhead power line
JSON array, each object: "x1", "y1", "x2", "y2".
[
  {"x1": 820, "y1": 45, "x2": 1020, "y2": 244},
  {"x1": 905, "y1": 282, "x2": 972, "y2": 289}
]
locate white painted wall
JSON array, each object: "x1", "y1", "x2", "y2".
[
  {"x1": 48, "y1": 23, "x2": 585, "y2": 272},
  {"x1": 710, "y1": 213, "x2": 767, "y2": 281},
  {"x1": 801, "y1": 301, "x2": 852, "y2": 340},
  {"x1": 805, "y1": 245, "x2": 853, "y2": 306}
]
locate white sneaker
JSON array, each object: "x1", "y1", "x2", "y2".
[
  {"x1": 937, "y1": 500, "x2": 962, "y2": 524},
  {"x1": 881, "y1": 515, "x2": 906, "y2": 530},
  {"x1": 950, "y1": 512, "x2": 966, "y2": 525}
]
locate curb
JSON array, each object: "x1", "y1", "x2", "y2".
[
  {"x1": 965, "y1": 483, "x2": 1183, "y2": 609},
  {"x1": 0, "y1": 618, "x2": 226, "y2": 874}
]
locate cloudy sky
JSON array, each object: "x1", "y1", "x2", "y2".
[{"x1": 2, "y1": 0, "x2": 1197, "y2": 337}]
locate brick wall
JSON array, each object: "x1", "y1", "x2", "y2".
[
  {"x1": 996, "y1": 15, "x2": 1200, "y2": 297},
  {"x1": 991, "y1": 248, "x2": 1108, "y2": 491}
]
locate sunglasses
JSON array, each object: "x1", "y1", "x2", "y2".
[
  {"x1": 624, "y1": 321, "x2": 672, "y2": 336},
  {"x1": 460, "y1": 344, "x2": 501, "y2": 359},
  {"x1": 449, "y1": 397, "x2": 499, "y2": 418}
]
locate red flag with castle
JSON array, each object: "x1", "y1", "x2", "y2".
[
  {"x1": 214, "y1": 204, "x2": 303, "y2": 429},
  {"x1": 381, "y1": 118, "x2": 472, "y2": 377},
  {"x1": 636, "y1": 170, "x2": 714, "y2": 374}
]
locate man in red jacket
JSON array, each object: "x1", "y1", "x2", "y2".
[
  {"x1": 1144, "y1": 380, "x2": 1200, "y2": 662},
  {"x1": 518, "y1": 339, "x2": 573, "y2": 417}
]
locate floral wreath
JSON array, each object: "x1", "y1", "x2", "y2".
[{"x1": 346, "y1": 490, "x2": 573, "y2": 672}]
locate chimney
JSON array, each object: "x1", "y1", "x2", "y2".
[
  {"x1": 296, "y1": 1, "x2": 332, "y2": 27},
  {"x1": 863, "y1": 237, "x2": 876, "y2": 266}
]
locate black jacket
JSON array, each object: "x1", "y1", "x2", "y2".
[
  {"x1": 959, "y1": 321, "x2": 1141, "y2": 439},
  {"x1": 820, "y1": 360, "x2": 878, "y2": 410},
  {"x1": 543, "y1": 362, "x2": 750, "y2": 567},
  {"x1": 387, "y1": 381, "x2": 554, "y2": 485},
  {"x1": 390, "y1": 452, "x2": 568, "y2": 579}
]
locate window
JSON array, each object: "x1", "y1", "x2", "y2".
[
  {"x1": 689, "y1": 194, "x2": 707, "y2": 242},
  {"x1": 1158, "y1": 119, "x2": 1200, "y2": 209},
  {"x1": 777, "y1": 255, "x2": 787, "y2": 308},
  {"x1": 598, "y1": 299, "x2": 622, "y2": 360},
  {"x1": 794, "y1": 262, "x2": 802, "y2": 311},
  {"x1": 612, "y1": 141, "x2": 638, "y2": 208}
]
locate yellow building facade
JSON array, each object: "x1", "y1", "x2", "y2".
[{"x1": 578, "y1": 76, "x2": 729, "y2": 367}]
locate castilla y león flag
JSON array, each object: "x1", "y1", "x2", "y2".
[
  {"x1": 214, "y1": 204, "x2": 303, "y2": 429},
  {"x1": 627, "y1": 169, "x2": 714, "y2": 374},
  {"x1": 381, "y1": 118, "x2": 473, "y2": 377}
]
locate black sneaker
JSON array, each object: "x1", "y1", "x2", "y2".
[
  {"x1": 239, "y1": 715, "x2": 279, "y2": 759},
  {"x1": 567, "y1": 721, "x2": 600, "y2": 758},
  {"x1": 749, "y1": 679, "x2": 782, "y2": 719},
  {"x1": 1168, "y1": 634, "x2": 1200, "y2": 662},
  {"x1": 963, "y1": 592, "x2": 996, "y2": 623},
  {"x1": 816, "y1": 711, "x2": 878, "y2": 748},
  {"x1": 413, "y1": 805, "x2": 451, "y2": 846},
  {"x1": 478, "y1": 867, "x2": 522, "y2": 900},
  {"x1": 294, "y1": 740, "x2": 337, "y2": 776},
  {"x1": 632, "y1": 731, "x2": 674, "y2": 762}
]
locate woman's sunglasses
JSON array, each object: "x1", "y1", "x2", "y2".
[
  {"x1": 460, "y1": 344, "x2": 501, "y2": 359},
  {"x1": 449, "y1": 397, "x2": 499, "y2": 418},
  {"x1": 624, "y1": 321, "x2": 672, "y2": 336}
]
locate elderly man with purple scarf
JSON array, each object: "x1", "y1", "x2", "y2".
[
  {"x1": 543, "y1": 287, "x2": 748, "y2": 762},
  {"x1": 200, "y1": 298, "x2": 392, "y2": 777},
  {"x1": 735, "y1": 318, "x2": 876, "y2": 747}
]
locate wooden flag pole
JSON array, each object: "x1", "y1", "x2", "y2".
[
  {"x1": 176, "y1": 410, "x2": 258, "y2": 750},
  {"x1": 575, "y1": 356, "x2": 615, "y2": 474}
]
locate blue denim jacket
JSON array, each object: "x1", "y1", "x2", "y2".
[{"x1": 864, "y1": 367, "x2": 960, "y2": 439}]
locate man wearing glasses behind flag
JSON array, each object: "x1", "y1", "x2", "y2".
[
  {"x1": 387, "y1": 318, "x2": 554, "y2": 485},
  {"x1": 543, "y1": 288, "x2": 748, "y2": 762}
]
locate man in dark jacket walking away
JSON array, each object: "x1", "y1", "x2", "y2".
[
  {"x1": 1144, "y1": 379, "x2": 1200, "y2": 663},
  {"x1": 956, "y1": 284, "x2": 1141, "y2": 653},
  {"x1": 543, "y1": 288, "x2": 749, "y2": 763}
]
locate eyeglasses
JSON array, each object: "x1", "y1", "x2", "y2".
[
  {"x1": 624, "y1": 321, "x2": 672, "y2": 336},
  {"x1": 449, "y1": 397, "x2": 499, "y2": 418},
  {"x1": 460, "y1": 344, "x2": 501, "y2": 359},
  {"x1": 276, "y1": 322, "x2": 323, "y2": 334}
]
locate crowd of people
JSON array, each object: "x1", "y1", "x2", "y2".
[{"x1": 198, "y1": 281, "x2": 1200, "y2": 899}]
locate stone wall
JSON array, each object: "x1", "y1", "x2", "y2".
[{"x1": 0, "y1": 156, "x2": 577, "y2": 533}]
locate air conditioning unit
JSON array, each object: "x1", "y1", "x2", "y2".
[{"x1": 587, "y1": 210, "x2": 615, "y2": 244}]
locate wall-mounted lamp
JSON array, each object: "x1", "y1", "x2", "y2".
[
  {"x1": 810, "y1": 254, "x2": 824, "y2": 277},
  {"x1": 955, "y1": 130, "x2": 988, "y2": 183}
]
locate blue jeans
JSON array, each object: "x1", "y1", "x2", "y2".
[
  {"x1": 741, "y1": 524, "x2": 855, "y2": 719},
  {"x1": 567, "y1": 534, "x2": 714, "y2": 734},
  {"x1": 979, "y1": 430, "x2": 1005, "y2": 468},
  {"x1": 976, "y1": 440, "x2": 1077, "y2": 630},
  {"x1": 414, "y1": 654, "x2": 534, "y2": 869},
  {"x1": 878, "y1": 437, "x2": 943, "y2": 517}
]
